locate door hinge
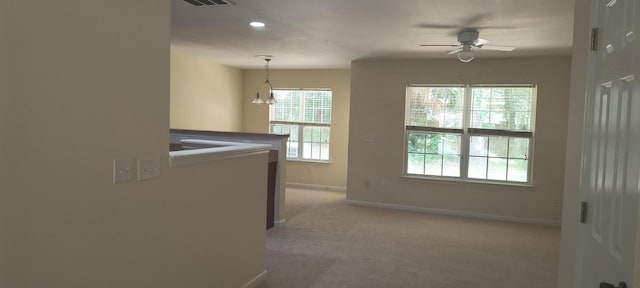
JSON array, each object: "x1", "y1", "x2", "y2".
[
  {"x1": 580, "y1": 201, "x2": 588, "y2": 223},
  {"x1": 591, "y1": 28, "x2": 599, "y2": 51}
]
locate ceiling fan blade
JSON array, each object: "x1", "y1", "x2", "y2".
[
  {"x1": 416, "y1": 23, "x2": 461, "y2": 29},
  {"x1": 480, "y1": 45, "x2": 516, "y2": 51},
  {"x1": 420, "y1": 44, "x2": 460, "y2": 47},
  {"x1": 472, "y1": 25, "x2": 515, "y2": 29},
  {"x1": 447, "y1": 47, "x2": 463, "y2": 54},
  {"x1": 474, "y1": 38, "x2": 490, "y2": 46}
]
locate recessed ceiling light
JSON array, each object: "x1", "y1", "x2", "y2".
[{"x1": 250, "y1": 21, "x2": 266, "y2": 28}]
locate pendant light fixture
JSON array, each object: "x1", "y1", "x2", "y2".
[{"x1": 252, "y1": 58, "x2": 276, "y2": 105}]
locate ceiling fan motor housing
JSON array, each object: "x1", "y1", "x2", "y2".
[{"x1": 457, "y1": 30, "x2": 480, "y2": 44}]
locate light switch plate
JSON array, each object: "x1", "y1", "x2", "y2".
[
  {"x1": 138, "y1": 158, "x2": 160, "y2": 181},
  {"x1": 113, "y1": 159, "x2": 134, "y2": 184}
]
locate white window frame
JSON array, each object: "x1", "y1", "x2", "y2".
[
  {"x1": 269, "y1": 88, "x2": 332, "y2": 162},
  {"x1": 403, "y1": 84, "x2": 536, "y2": 185}
]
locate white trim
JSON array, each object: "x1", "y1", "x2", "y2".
[
  {"x1": 400, "y1": 175, "x2": 535, "y2": 188},
  {"x1": 169, "y1": 141, "x2": 270, "y2": 167},
  {"x1": 286, "y1": 182, "x2": 346, "y2": 192},
  {"x1": 346, "y1": 199, "x2": 560, "y2": 226},
  {"x1": 240, "y1": 270, "x2": 267, "y2": 288},
  {"x1": 274, "y1": 218, "x2": 287, "y2": 226}
]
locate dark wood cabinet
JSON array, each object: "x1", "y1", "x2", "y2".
[{"x1": 266, "y1": 150, "x2": 278, "y2": 229}]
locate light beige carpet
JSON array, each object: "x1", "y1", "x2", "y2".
[{"x1": 257, "y1": 188, "x2": 560, "y2": 288}]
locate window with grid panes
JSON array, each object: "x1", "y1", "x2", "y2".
[
  {"x1": 270, "y1": 89, "x2": 332, "y2": 161},
  {"x1": 405, "y1": 85, "x2": 536, "y2": 184}
]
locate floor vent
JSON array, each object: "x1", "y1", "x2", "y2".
[{"x1": 182, "y1": 0, "x2": 236, "y2": 6}]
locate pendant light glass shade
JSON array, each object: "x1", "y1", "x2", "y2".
[
  {"x1": 265, "y1": 92, "x2": 276, "y2": 105},
  {"x1": 252, "y1": 92, "x2": 264, "y2": 104}
]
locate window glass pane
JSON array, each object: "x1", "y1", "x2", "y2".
[
  {"x1": 424, "y1": 154, "x2": 443, "y2": 176},
  {"x1": 469, "y1": 136, "x2": 488, "y2": 156},
  {"x1": 508, "y1": 137, "x2": 529, "y2": 159},
  {"x1": 407, "y1": 86, "x2": 464, "y2": 129},
  {"x1": 407, "y1": 132, "x2": 426, "y2": 153},
  {"x1": 302, "y1": 142, "x2": 311, "y2": 159},
  {"x1": 303, "y1": 90, "x2": 332, "y2": 124},
  {"x1": 272, "y1": 91, "x2": 302, "y2": 122},
  {"x1": 488, "y1": 136, "x2": 508, "y2": 158},
  {"x1": 443, "y1": 134, "x2": 461, "y2": 155},
  {"x1": 311, "y1": 143, "x2": 321, "y2": 159},
  {"x1": 425, "y1": 133, "x2": 443, "y2": 154},
  {"x1": 487, "y1": 158, "x2": 507, "y2": 181},
  {"x1": 320, "y1": 143, "x2": 330, "y2": 160},
  {"x1": 470, "y1": 110, "x2": 491, "y2": 129},
  {"x1": 407, "y1": 132, "x2": 461, "y2": 177},
  {"x1": 443, "y1": 155, "x2": 460, "y2": 177},
  {"x1": 302, "y1": 126, "x2": 330, "y2": 161},
  {"x1": 321, "y1": 128, "x2": 330, "y2": 142},
  {"x1": 507, "y1": 159, "x2": 528, "y2": 182},
  {"x1": 407, "y1": 153, "x2": 425, "y2": 174},
  {"x1": 471, "y1": 87, "x2": 534, "y2": 131},
  {"x1": 468, "y1": 156, "x2": 487, "y2": 179},
  {"x1": 513, "y1": 111, "x2": 531, "y2": 131},
  {"x1": 271, "y1": 124, "x2": 299, "y2": 158}
]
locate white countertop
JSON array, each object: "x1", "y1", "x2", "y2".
[{"x1": 169, "y1": 139, "x2": 271, "y2": 167}]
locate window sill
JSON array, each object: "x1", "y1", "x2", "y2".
[{"x1": 401, "y1": 174, "x2": 534, "y2": 188}]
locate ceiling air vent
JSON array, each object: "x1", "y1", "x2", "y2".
[{"x1": 182, "y1": 0, "x2": 236, "y2": 6}]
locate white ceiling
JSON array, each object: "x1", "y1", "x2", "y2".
[{"x1": 171, "y1": 0, "x2": 575, "y2": 69}]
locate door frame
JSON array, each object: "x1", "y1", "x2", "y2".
[{"x1": 572, "y1": 0, "x2": 599, "y2": 286}]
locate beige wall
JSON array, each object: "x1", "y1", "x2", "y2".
[
  {"x1": 0, "y1": 1, "x2": 8, "y2": 282},
  {"x1": 637, "y1": 206, "x2": 640, "y2": 288},
  {"x1": 347, "y1": 57, "x2": 571, "y2": 223},
  {"x1": 170, "y1": 49, "x2": 243, "y2": 132},
  {"x1": 242, "y1": 69, "x2": 351, "y2": 188},
  {"x1": 0, "y1": 1, "x2": 265, "y2": 287}
]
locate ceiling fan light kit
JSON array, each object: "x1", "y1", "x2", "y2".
[{"x1": 457, "y1": 48, "x2": 475, "y2": 62}]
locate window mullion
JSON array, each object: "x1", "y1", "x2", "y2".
[
  {"x1": 485, "y1": 137, "x2": 490, "y2": 179},
  {"x1": 461, "y1": 84, "x2": 472, "y2": 179},
  {"x1": 299, "y1": 93, "x2": 306, "y2": 160},
  {"x1": 506, "y1": 137, "x2": 511, "y2": 181},
  {"x1": 527, "y1": 135, "x2": 533, "y2": 183},
  {"x1": 298, "y1": 124, "x2": 304, "y2": 160}
]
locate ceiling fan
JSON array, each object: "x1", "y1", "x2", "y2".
[{"x1": 420, "y1": 29, "x2": 516, "y2": 62}]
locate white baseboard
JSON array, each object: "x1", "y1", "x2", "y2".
[
  {"x1": 240, "y1": 270, "x2": 267, "y2": 288},
  {"x1": 274, "y1": 218, "x2": 287, "y2": 226},
  {"x1": 286, "y1": 182, "x2": 346, "y2": 192},
  {"x1": 345, "y1": 199, "x2": 560, "y2": 226}
]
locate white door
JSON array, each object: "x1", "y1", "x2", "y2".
[{"x1": 580, "y1": 0, "x2": 640, "y2": 287}]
